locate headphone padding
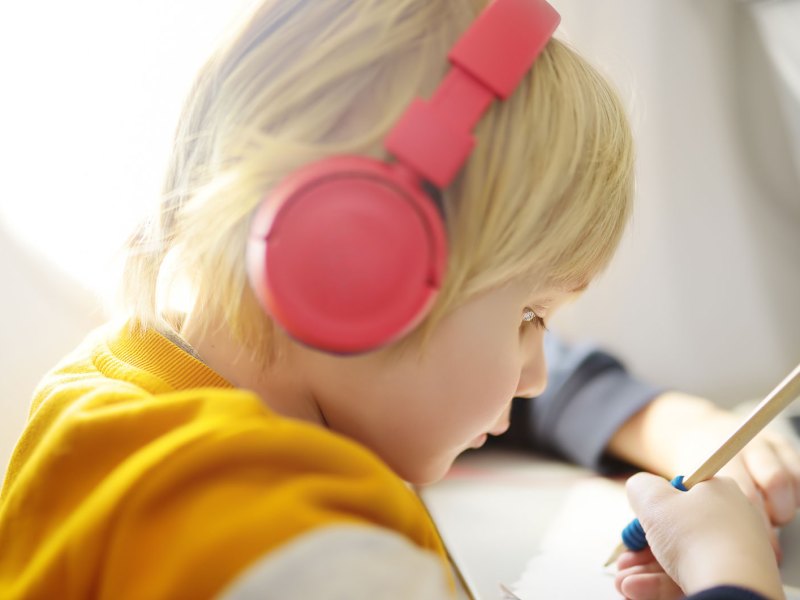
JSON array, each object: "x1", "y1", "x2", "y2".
[{"x1": 247, "y1": 156, "x2": 447, "y2": 354}]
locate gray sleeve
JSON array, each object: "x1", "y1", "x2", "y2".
[
  {"x1": 217, "y1": 525, "x2": 456, "y2": 600},
  {"x1": 493, "y1": 332, "x2": 665, "y2": 473}
]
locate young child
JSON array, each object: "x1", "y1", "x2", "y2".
[{"x1": 1, "y1": 1, "x2": 797, "y2": 599}]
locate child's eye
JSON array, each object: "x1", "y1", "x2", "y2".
[{"x1": 522, "y1": 307, "x2": 548, "y2": 330}]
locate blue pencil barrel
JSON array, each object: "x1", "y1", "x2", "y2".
[{"x1": 619, "y1": 475, "x2": 688, "y2": 552}]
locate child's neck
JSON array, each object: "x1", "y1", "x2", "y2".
[{"x1": 179, "y1": 312, "x2": 326, "y2": 426}]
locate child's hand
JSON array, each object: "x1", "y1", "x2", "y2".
[
  {"x1": 715, "y1": 437, "x2": 794, "y2": 559},
  {"x1": 617, "y1": 472, "x2": 784, "y2": 600},
  {"x1": 718, "y1": 426, "x2": 800, "y2": 524},
  {"x1": 609, "y1": 392, "x2": 800, "y2": 558},
  {"x1": 673, "y1": 404, "x2": 800, "y2": 559}
]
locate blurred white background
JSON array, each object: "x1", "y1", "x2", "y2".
[
  {"x1": 547, "y1": 0, "x2": 800, "y2": 401},
  {"x1": 1, "y1": 0, "x2": 799, "y2": 476}
]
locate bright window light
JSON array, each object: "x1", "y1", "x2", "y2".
[{"x1": 0, "y1": 0, "x2": 255, "y2": 295}]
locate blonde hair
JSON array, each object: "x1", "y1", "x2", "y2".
[{"x1": 122, "y1": 0, "x2": 634, "y2": 363}]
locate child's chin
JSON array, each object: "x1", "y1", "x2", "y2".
[{"x1": 400, "y1": 455, "x2": 457, "y2": 487}]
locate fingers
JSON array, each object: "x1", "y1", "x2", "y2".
[
  {"x1": 773, "y1": 437, "x2": 800, "y2": 501},
  {"x1": 623, "y1": 472, "x2": 784, "y2": 596},
  {"x1": 741, "y1": 437, "x2": 800, "y2": 525},
  {"x1": 615, "y1": 560, "x2": 683, "y2": 600},
  {"x1": 718, "y1": 458, "x2": 782, "y2": 560},
  {"x1": 617, "y1": 549, "x2": 656, "y2": 570}
]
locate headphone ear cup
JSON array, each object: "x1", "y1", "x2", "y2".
[{"x1": 247, "y1": 156, "x2": 447, "y2": 354}]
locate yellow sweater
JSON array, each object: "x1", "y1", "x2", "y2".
[{"x1": 0, "y1": 322, "x2": 447, "y2": 599}]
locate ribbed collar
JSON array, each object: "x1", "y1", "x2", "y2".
[{"x1": 105, "y1": 321, "x2": 234, "y2": 391}]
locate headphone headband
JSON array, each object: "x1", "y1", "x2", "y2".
[{"x1": 385, "y1": 0, "x2": 560, "y2": 188}]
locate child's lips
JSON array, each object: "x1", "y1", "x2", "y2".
[
  {"x1": 469, "y1": 433, "x2": 488, "y2": 448},
  {"x1": 468, "y1": 423, "x2": 509, "y2": 449}
]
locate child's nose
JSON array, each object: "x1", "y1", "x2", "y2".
[
  {"x1": 515, "y1": 352, "x2": 547, "y2": 398},
  {"x1": 515, "y1": 375, "x2": 546, "y2": 399}
]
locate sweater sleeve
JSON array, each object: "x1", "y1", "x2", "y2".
[
  {"x1": 218, "y1": 525, "x2": 455, "y2": 600},
  {"x1": 685, "y1": 586, "x2": 770, "y2": 600},
  {"x1": 492, "y1": 332, "x2": 664, "y2": 472}
]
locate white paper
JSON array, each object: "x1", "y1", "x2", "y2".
[{"x1": 509, "y1": 478, "x2": 630, "y2": 599}]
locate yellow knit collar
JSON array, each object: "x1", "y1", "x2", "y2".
[{"x1": 106, "y1": 321, "x2": 234, "y2": 391}]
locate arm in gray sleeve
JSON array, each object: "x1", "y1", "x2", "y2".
[{"x1": 492, "y1": 332, "x2": 665, "y2": 473}]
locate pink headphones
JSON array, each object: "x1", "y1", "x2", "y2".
[{"x1": 247, "y1": 0, "x2": 560, "y2": 354}]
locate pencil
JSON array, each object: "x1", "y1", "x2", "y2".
[{"x1": 604, "y1": 362, "x2": 800, "y2": 567}]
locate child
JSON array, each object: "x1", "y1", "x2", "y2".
[{"x1": 0, "y1": 1, "x2": 796, "y2": 598}]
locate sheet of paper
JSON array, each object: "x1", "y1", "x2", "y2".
[
  {"x1": 420, "y1": 451, "x2": 608, "y2": 599},
  {"x1": 508, "y1": 478, "x2": 630, "y2": 599}
]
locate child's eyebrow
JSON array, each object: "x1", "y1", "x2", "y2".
[
  {"x1": 534, "y1": 282, "x2": 589, "y2": 302},
  {"x1": 527, "y1": 281, "x2": 589, "y2": 306}
]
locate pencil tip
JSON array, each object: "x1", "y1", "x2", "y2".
[{"x1": 603, "y1": 542, "x2": 626, "y2": 567}]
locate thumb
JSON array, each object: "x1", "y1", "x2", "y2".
[
  {"x1": 623, "y1": 472, "x2": 691, "y2": 586},
  {"x1": 625, "y1": 472, "x2": 683, "y2": 528}
]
